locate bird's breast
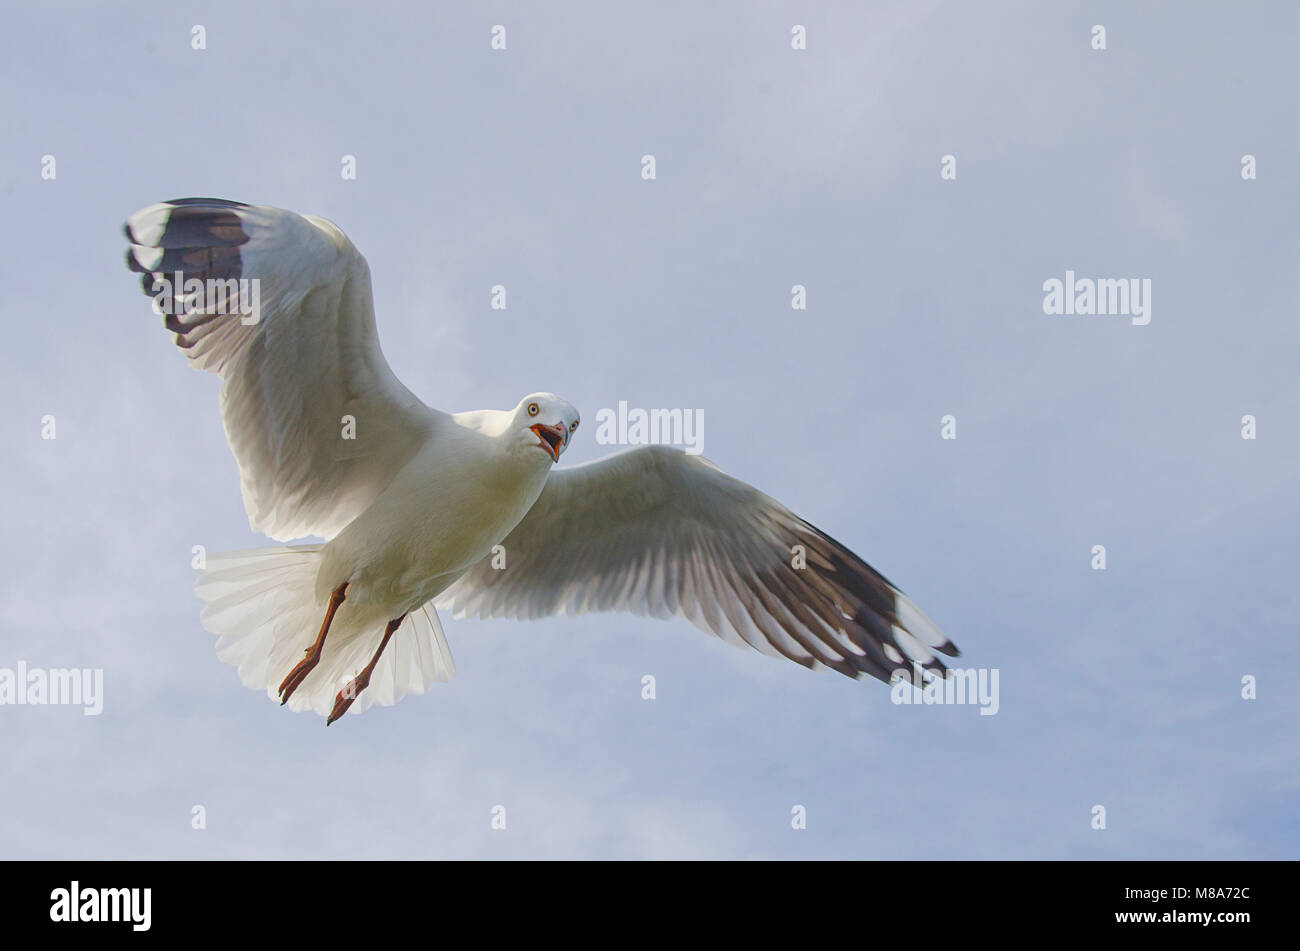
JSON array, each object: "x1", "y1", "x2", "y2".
[{"x1": 318, "y1": 441, "x2": 549, "y2": 616}]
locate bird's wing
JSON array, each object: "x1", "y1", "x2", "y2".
[
  {"x1": 125, "y1": 198, "x2": 439, "y2": 541},
  {"x1": 437, "y1": 445, "x2": 957, "y2": 682}
]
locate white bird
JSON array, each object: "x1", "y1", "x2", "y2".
[{"x1": 124, "y1": 197, "x2": 958, "y2": 723}]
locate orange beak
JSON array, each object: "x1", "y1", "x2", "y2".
[{"x1": 530, "y1": 422, "x2": 566, "y2": 462}]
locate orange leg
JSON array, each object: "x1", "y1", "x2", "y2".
[
  {"x1": 326, "y1": 614, "x2": 405, "y2": 726},
  {"x1": 278, "y1": 582, "x2": 347, "y2": 704}
]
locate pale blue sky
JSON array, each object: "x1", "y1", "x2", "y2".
[{"x1": 1, "y1": 1, "x2": 1296, "y2": 858}]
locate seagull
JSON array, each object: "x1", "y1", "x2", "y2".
[{"x1": 124, "y1": 197, "x2": 958, "y2": 724}]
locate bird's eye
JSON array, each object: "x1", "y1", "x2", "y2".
[
  {"x1": 527, "y1": 403, "x2": 539, "y2": 417},
  {"x1": 570, "y1": 421, "x2": 579, "y2": 432}
]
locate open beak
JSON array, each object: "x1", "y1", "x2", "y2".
[{"x1": 530, "y1": 422, "x2": 566, "y2": 462}]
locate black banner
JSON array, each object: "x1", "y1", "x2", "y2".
[{"x1": 3, "y1": 860, "x2": 1277, "y2": 938}]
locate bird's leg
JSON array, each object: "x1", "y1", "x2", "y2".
[
  {"x1": 326, "y1": 614, "x2": 405, "y2": 726},
  {"x1": 278, "y1": 582, "x2": 347, "y2": 704}
]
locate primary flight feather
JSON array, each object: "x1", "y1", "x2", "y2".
[{"x1": 124, "y1": 197, "x2": 957, "y2": 723}]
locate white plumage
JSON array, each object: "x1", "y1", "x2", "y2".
[{"x1": 124, "y1": 198, "x2": 957, "y2": 723}]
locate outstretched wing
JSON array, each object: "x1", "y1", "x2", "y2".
[
  {"x1": 438, "y1": 446, "x2": 957, "y2": 683},
  {"x1": 125, "y1": 198, "x2": 439, "y2": 540}
]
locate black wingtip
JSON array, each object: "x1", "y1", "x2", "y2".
[{"x1": 161, "y1": 196, "x2": 251, "y2": 208}]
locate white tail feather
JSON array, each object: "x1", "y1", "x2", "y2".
[{"x1": 196, "y1": 546, "x2": 455, "y2": 717}]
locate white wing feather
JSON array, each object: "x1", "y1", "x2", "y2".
[
  {"x1": 438, "y1": 446, "x2": 957, "y2": 682},
  {"x1": 126, "y1": 198, "x2": 439, "y2": 540}
]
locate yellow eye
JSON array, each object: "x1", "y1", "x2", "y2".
[
  {"x1": 527, "y1": 403, "x2": 539, "y2": 417},
  {"x1": 570, "y1": 421, "x2": 579, "y2": 432}
]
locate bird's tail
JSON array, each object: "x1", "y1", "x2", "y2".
[{"x1": 194, "y1": 546, "x2": 455, "y2": 717}]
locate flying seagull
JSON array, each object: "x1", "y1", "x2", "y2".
[{"x1": 124, "y1": 198, "x2": 957, "y2": 724}]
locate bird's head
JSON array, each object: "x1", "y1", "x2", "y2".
[{"x1": 512, "y1": 392, "x2": 580, "y2": 464}]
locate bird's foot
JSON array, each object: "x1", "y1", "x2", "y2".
[
  {"x1": 326, "y1": 670, "x2": 371, "y2": 725},
  {"x1": 278, "y1": 648, "x2": 321, "y2": 704},
  {"x1": 280, "y1": 582, "x2": 349, "y2": 705},
  {"x1": 323, "y1": 613, "x2": 403, "y2": 726}
]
